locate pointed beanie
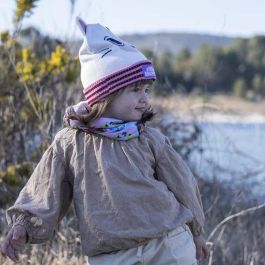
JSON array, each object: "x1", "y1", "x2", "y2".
[{"x1": 76, "y1": 17, "x2": 156, "y2": 106}]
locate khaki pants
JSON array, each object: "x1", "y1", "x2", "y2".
[{"x1": 88, "y1": 224, "x2": 197, "y2": 265}]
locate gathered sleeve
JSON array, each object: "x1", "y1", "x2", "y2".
[
  {"x1": 155, "y1": 136, "x2": 205, "y2": 236},
  {"x1": 6, "y1": 137, "x2": 73, "y2": 244}
]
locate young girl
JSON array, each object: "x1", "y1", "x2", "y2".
[{"x1": 1, "y1": 17, "x2": 208, "y2": 264}]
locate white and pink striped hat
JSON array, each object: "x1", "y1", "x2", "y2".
[{"x1": 76, "y1": 17, "x2": 156, "y2": 106}]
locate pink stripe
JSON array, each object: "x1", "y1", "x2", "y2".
[
  {"x1": 86, "y1": 72, "x2": 144, "y2": 102},
  {"x1": 83, "y1": 61, "x2": 152, "y2": 94},
  {"x1": 88, "y1": 76, "x2": 145, "y2": 105},
  {"x1": 84, "y1": 64, "x2": 146, "y2": 96},
  {"x1": 85, "y1": 66, "x2": 143, "y2": 98}
]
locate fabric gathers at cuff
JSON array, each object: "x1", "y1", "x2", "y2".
[
  {"x1": 7, "y1": 214, "x2": 40, "y2": 243},
  {"x1": 186, "y1": 218, "x2": 205, "y2": 237}
]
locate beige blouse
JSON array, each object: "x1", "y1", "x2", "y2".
[{"x1": 6, "y1": 126, "x2": 205, "y2": 257}]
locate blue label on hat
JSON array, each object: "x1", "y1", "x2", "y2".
[{"x1": 142, "y1": 65, "x2": 156, "y2": 78}]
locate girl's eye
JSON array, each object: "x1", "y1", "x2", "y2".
[
  {"x1": 145, "y1": 87, "x2": 151, "y2": 94},
  {"x1": 132, "y1": 87, "x2": 140, "y2": 92},
  {"x1": 130, "y1": 85, "x2": 151, "y2": 93}
]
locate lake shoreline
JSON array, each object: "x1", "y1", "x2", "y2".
[
  {"x1": 176, "y1": 112, "x2": 265, "y2": 124},
  {"x1": 152, "y1": 94, "x2": 265, "y2": 124}
]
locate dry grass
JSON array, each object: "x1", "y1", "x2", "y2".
[
  {"x1": 0, "y1": 208, "x2": 88, "y2": 265},
  {"x1": 1, "y1": 102, "x2": 265, "y2": 264}
]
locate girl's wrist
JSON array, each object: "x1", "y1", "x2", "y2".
[{"x1": 187, "y1": 224, "x2": 203, "y2": 237}]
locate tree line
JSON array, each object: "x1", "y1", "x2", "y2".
[{"x1": 143, "y1": 36, "x2": 265, "y2": 99}]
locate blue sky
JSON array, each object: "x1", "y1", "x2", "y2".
[{"x1": 1, "y1": 0, "x2": 265, "y2": 40}]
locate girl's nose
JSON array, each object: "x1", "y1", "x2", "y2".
[{"x1": 139, "y1": 92, "x2": 148, "y2": 103}]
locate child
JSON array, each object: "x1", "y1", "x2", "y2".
[{"x1": 1, "y1": 17, "x2": 208, "y2": 264}]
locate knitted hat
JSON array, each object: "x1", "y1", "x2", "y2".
[{"x1": 76, "y1": 17, "x2": 156, "y2": 106}]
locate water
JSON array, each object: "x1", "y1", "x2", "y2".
[{"x1": 189, "y1": 122, "x2": 265, "y2": 201}]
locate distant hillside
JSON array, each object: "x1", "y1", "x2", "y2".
[
  {"x1": 121, "y1": 32, "x2": 234, "y2": 54},
  {"x1": 19, "y1": 27, "x2": 235, "y2": 55},
  {"x1": 68, "y1": 32, "x2": 235, "y2": 55}
]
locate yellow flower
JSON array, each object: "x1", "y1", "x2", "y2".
[
  {"x1": 22, "y1": 47, "x2": 30, "y2": 61},
  {"x1": 15, "y1": 0, "x2": 39, "y2": 23},
  {"x1": 48, "y1": 45, "x2": 68, "y2": 73},
  {"x1": 16, "y1": 49, "x2": 35, "y2": 81},
  {"x1": 7, "y1": 165, "x2": 16, "y2": 177},
  {"x1": 4, "y1": 165, "x2": 19, "y2": 186},
  {"x1": 0, "y1": 31, "x2": 9, "y2": 43}
]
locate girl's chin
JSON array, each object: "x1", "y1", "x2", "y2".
[
  {"x1": 107, "y1": 113, "x2": 142, "y2": 122},
  {"x1": 123, "y1": 116, "x2": 142, "y2": 122}
]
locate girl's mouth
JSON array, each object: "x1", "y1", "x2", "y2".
[
  {"x1": 135, "y1": 107, "x2": 146, "y2": 111},
  {"x1": 135, "y1": 108, "x2": 146, "y2": 113}
]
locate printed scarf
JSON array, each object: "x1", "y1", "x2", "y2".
[{"x1": 64, "y1": 106, "x2": 144, "y2": 141}]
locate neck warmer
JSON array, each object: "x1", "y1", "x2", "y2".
[{"x1": 64, "y1": 106, "x2": 144, "y2": 141}]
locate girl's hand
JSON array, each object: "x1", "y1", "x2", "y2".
[
  {"x1": 0, "y1": 224, "x2": 27, "y2": 263},
  {"x1": 193, "y1": 234, "x2": 209, "y2": 261}
]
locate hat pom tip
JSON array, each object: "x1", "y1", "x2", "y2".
[{"x1": 76, "y1": 16, "x2": 87, "y2": 35}]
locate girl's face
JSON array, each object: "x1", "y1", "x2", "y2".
[{"x1": 102, "y1": 81, "x2": 152, "y2": 121}]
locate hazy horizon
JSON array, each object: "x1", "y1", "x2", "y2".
[{"x1": 1, "y1": 0, "x2": 265, "y2": 41}]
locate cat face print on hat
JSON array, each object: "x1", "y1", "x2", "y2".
[{"x1": 76, "y1": 16, "x2": 156, "y2": 106}]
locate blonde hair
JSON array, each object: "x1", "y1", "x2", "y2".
[{"x1": 69, "y1": 79, "x2": 156, "y2": 125}]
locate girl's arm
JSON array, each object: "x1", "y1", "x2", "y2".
[
  {"x1": 5, "y1": 136, "x2": 73, "y2": 244},
  {"x1": 155, "y1": 136, "x2": 205, "y2": 237}
]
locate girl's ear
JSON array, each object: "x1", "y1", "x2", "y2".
[{"x1": 76, "y1": 16, "x2": 87, "y2": 35}]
